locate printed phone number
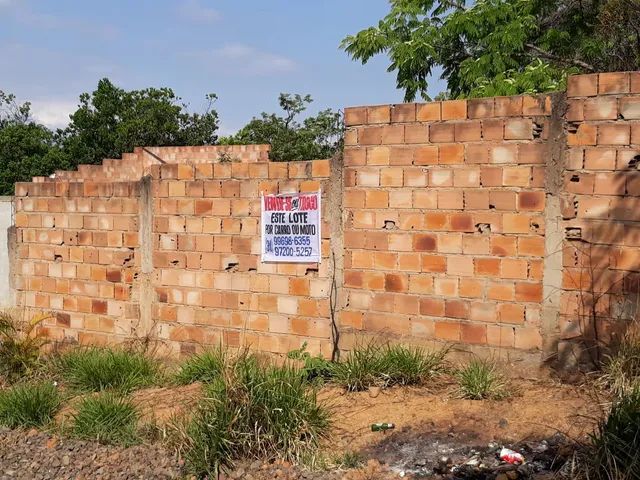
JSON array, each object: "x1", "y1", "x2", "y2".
[
  {"x1": 273, "y1": 247, "x2": 314, "y2": 257},
  {"x1": 272, "y1": 236, "x2": 312, "y2": 246}
]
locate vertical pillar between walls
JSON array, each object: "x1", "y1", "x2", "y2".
[
  {"x1": 541, "y1": 93, "x2": 568, "y2": 363},
  {"x1": 327, "y1": 152, "x2": 344, "y2": 360},
  {"x1": 134, "y1": 175, "x2": 156, "y2": 339}
]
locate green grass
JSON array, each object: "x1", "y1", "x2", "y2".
[
  {"x1": 330, "y1": 342, "x2": 448, "y2": 391},
  {"x1": 71, "y1": 393, "x2": 139, "y2": 446},
  {"x1": 0, "y1": 381, "x2": 60, "y2": 428},
  {"x1": 55, "y1": 347, "x2": 159, "y2": 393},
  {"x1": 175, "y1": 347, "x2": 228, "y2": 385},
  {"x1": 580, "y1": 386, "x2": 640, "y2": 480},
  {"x1": 182, "y1": 355, "x2": 330, "y2": 477},
  {"x1": 455, "y1": 358, "x2": 510, "y2": 400}
]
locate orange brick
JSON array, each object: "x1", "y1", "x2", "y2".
[
  {"x1": 465, "y1": 144, "x2": 489, "y2": 163},
  {"x1": 390, "y1": 146, "x2": 414, "y2": 165},
  {"x1": 439, "y1": 144, "x2": 464, "y2": 164},
  {"x1": 503, "y1": 167, "x2": 530, "y2": 187},
  {"x1": 598, "y1": 124, "x2": 630, "y2": 146},
  {"x1": 488, "y1": 282, "x2": 514, "y2": 301},
  {"x1": 584, "y1": 148, "x2": 616, "y2": 170},
  {"x1": 459, "y1": 278, "x2": 483, "y2": 298},
  {"x1": 461, "y1": 323, "x2": 487, "y2": 344},
  {"x1": 344, "y1": 107, "x2": 366, "y2": 126},
  {"x1": 515, "y1": 282, "x2": 542, "y2": 302},
  {"x1": 420, "y1": 298, "x2": 445, "y2": 317},
  {"x1": 568, "y1": 124, "x2": 597, "y2": 146},
  {"x1": 422, "y1": 254, "x2": 447, "y2": 273},
  {"x1": 359, "y1": 126, "x2": 383, "y2": 145},
  {"x1": 417, "y1": 102, "x2": 441, "y2": 121},
  {"x1": 468, "y1": 98, "x2": 494, "y2": 118},
  {"x1": 445, "y1": 299, "x2": 469, "y2": 319},
  {"x1": 454, "y1": 121, "x2": 482, "y2": 141},
  {"x1": 501, "y1": 258, "x2": 528, "y2": 279},
  {"x1": 620, "y1": 97, "x2": 640, "y2": 120},
  {"x1": 449, "y1": 213, "x2": 474, "y2": 232},
  {"x1": 487, "y1": 325, "x2": 515, "y2": 347},
  {"x1": 503, "y1": 213, "x2": 533, "y2": 233},
  {"x1": 447, "y1": 255, "x2": 474, "y2": 276},
  {"x1": 598, "y1": 72, "x2": 629, "y2": 95},
  {"x1": 514, "y1": 327, "x2": 542, "y2": 350},
  {"x1": 413, "y1": 234, "x2": 437, "y2": 252},
  {"x1": 384, "y1": 273, "x2": 407, "y2": 292},
  {"x1": 504, "y1": 119, "x2": 532, "y2": 140},
  {"x1": 498, "y1": 303, "x2": 525, "y2": 324},
  {"x1": 404, "y1": 124, "x2": 429, "y2": 144},
  {"x1": 475, "y1": 258, "x2": 500, "y2": 276},
  {"x1": 491, "y1": 236, "x2": 517, "y2": 257},
  {"x1": 344, "y1": 148, "x2": 366, "y2": 166},
  {"x1": 435, "y1": 321, "x2": 461, "y2": 341},
  {"x1": 380, "y1": 167, "x2": 403, "y2": 186},
  {"x1": 583, "y1": 97, "x2": 617, "y2": 120},
  {"x1": 438, "y1": 191, "x2": 463, "y2": 209},
  {"x1": 470, "y1": 301, "x2": 496, "y2": 322},
  {"x1": 391, "y1": 103, "x2": 416, "y2": 122},
  {"x1": 367, "y1": 146, "x2": 390, "y2": 165},
  {"x1": 567, "y1": 74, "x2": 598, "y2": 97},
  {"x1": 414, "y1": 145, "x2": 439, "y2": 165},
  {"x1": 312, "y1": 159, "x2": 330, "y2": 177},
  {"x1": 429, "y1": 123, "x2": 455, "y2": 143},
  {"x1": 495, "y1": 96, "x2": 523, "y2": 116},
  {"x1": 518, "y1": 191, "x2": 545, "y2": 211},
  {"x1": 365, "y1": 190, "x2": 389, "y2": 209},
  {"x1": 441, "y1": 100, "x2": 467, "y2": 120}
]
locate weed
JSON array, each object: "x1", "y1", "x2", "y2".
[
  {"x1": 175, "y1": 347, "x2": 227, "y2": 385},
  {"x1": 72, "y1": 393, "x2": 139, "y2": 446},
  {"x1": 579, "y1": 386, "x2": 640, "y2": 480},
  {"x1": 55, "y1": 347, "x2": 158, "y2": 393},
  {"x1": 287, "y1": 342, "x2": 333, "y2": 381},
  {"x1": 0, "y1": 381, "x2": 60, "y2": 428},
  {"x1": 601, "y1": 328, "x2": 640, "y2": 397},
  {"x1": 331, "y1": 341, "x2": 448, "y2": 391},
  {"x1": 455, "y1": 358, "x2": 510, "y2": 400},
  {"x1": 335, "y1": 450, "x2": 363, "y2": 469},
  {"x1": 330, "y1": 342, "x2": 381, "y2": 391},
  {"x1": 0, "y1": 310, "x2": 50, "y2": 382},
  {"x1": 380, "y1": 344, "x2": 447, "y2": 387},
  {"x1": 183, "y1": 357, "x2": 330, "y2": 476}
]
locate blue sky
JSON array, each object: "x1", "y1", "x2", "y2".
[{"x1": 0, "y1": 0, "x2": 446, "y2": 134}]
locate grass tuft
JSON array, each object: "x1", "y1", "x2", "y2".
[
  {"x1": 182, "y1": 355, "x2": 330, "y2": 477},
  {"x1": 55, "y1": 347, "x2": 158, "y2": 393},
  {"x1": 579, "y1": 386, "x2": 640, "y2": 480},
  {"x1": 174, "y1": 347, "x2": 227, "y2": 385},
  {"x1": 0, "y1": 381, "x2": 60, "y2": 428},
  {"x1": 331, "y1": 342, "x2": 447, "y2": 391},
  {"x1": 72, "y1": 393, "x2": 139, "y2": 445},
  {"x1": 455, "y1": 358, "x2": 510, "y2": 400}
]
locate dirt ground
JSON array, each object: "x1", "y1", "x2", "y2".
[{"x1": 2, "y1": 378, "x2": 601, "y2": 480}]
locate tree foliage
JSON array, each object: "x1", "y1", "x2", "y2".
[
  {"x1": 341, "y1": 0, "x2": 640, "y2": 101},
  {"x1": 220, "y1": 93, "x2": 343, "y2": 161},
  {"x1": 0, "y1": 79, "x2": 219, "y2": 195}
]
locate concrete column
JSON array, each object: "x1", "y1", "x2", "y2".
[{"x1": 133, "y1": 176, "x2": 156, "y2": 339}]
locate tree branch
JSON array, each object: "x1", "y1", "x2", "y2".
[{"x1": 524, "y1": 43, "x2": 595, "y2": 71}]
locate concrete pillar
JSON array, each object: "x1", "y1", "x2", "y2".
[{"x1": 133, "y1": 176, "x2": 156, "y2": 339}]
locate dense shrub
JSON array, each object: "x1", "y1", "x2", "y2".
[
  {"x1": 0, "y1": 382, "x2": 60, "y2": 428},
  {"x1": 601, "y1": 329, "x2": 640, "y2": 397}
]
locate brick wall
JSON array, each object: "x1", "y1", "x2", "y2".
[
  {"x1": 560, "y1": 72, "x2": 640, "y2": 364},
  {"x1": 10, "y1": 71, "x2": 640, "y2": 367},
  {"x1": 341, "y1": 96, "x2": 551, "y2": 353}
]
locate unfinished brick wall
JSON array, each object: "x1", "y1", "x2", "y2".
[
  {"x1": 10, "y1": 71, "x2": 640, "y2": 367},
  {"x1": 340, "y1": 96, "x2": 551, "y2": 354},
  {"x1": 559, "y1": 72, "x2": 640, "y2": 365},
  {"x1": 13, "y1": 146, "x2": 335, "y2": 357},
  {"x1": 13, "y1": 181, "x2": 141, "y2": 344}
]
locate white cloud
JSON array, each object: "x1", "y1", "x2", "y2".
[
  {"x1": 30, "y1": 99, "x2": 76, "y2": 129},
  {"x1": 194, "y1": 43, "x2": 296, "y2": 76},
  {"x1": 178, "y1": 0, "x2": 220, "y2": 24}
]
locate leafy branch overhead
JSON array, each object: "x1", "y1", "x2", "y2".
[{"x1": 341, "y1": 0, "x2": 640, "y2": 101}]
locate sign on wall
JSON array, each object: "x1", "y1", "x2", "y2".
[{"x1": 261, "y1": 191, "x2": 321, "y2": 263}]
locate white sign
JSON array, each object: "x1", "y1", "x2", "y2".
[{"x1": 261, "y1": 191, "x2": 321, "y2": 263}]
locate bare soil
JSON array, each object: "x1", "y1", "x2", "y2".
[{"x1": 1, "y1": 378, "x2": 601, "y2": 480}]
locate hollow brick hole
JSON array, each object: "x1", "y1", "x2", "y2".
[
  {"x1": 476, "y1": 223, "x2": 491, "y2": 234},
  {"x1": 383, "y1": 220, "x2": 397, "y2": 230},
  {"x1": 570, "y1": 174, "x2": 580, "y2": 183},
  {"x1": 627, "y1": 155, "x2": 640, "y2": 170},
  {"x1": 566, "y1": 227, "x2": 583, "y2": 240},
  {"x1": 225, "y1": 262, "x2": 239, "y2": 272},
  {"x1": 533, "y1": 122, "x2": 543, "y2": 139},
  {"x1": 305, "y1": 268, "x2": 319, "y2": 277},
  {"x1": 54, "y1": 254, "x2": 63, "y2": 263},
  {"x1": 567, "y1": 122, "x2": 579, "y2": 134}
]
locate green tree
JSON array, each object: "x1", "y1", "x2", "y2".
[
  {"x1": 60, "y1": 78, "x2": 219, "y2": 166},
  {"x1": 341, "y1": 0, "x2": 640, "y2": 101},
  {"x1": 0, "y1": 92, "x2": 68, "y2": 195},
  {"x1": 220, "y1": 93, "x2": 343, "y2": 161}
]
